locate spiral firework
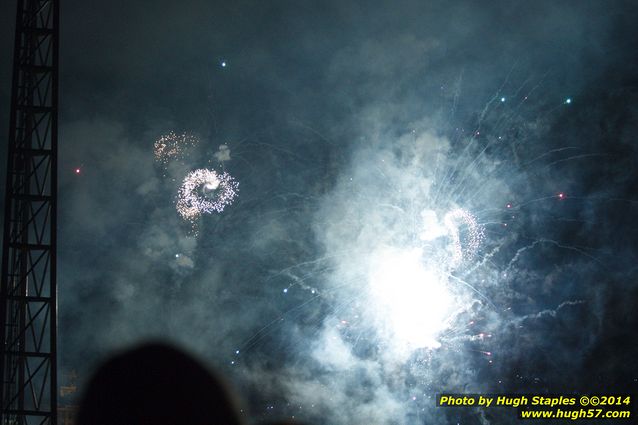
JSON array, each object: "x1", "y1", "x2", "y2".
[
  {"x1": 176, "y1": 169, "x2": 239, "y2": 220},
  {"x1": 444, "y1": 208, "x2": 484, "y2": 267}
]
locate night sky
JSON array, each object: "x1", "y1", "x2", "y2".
[{"x1": 1, "y1": 1, "x2": 637, "y2": 424}]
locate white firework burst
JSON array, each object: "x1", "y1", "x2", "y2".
[
  {"x1": 176, "y1": 169, "x2": 239, "y2": 220},
  {"x1": 443, "y1": 208, "x2": 484, "y2": 267},
  {"x1": 364, "y1": 208, "x2": 484, "y2": 353},
  {"x1": 419, "y1": 207, "x2": 484, "y2": 268}
]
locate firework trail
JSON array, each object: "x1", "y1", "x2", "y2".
[{"x1": 176, "y1": 168, "x2": 239, "y2": 220}]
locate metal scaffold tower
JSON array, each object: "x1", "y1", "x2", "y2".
[{"x1": 0, "y1": 0, "x2": 59, "y2": 424}]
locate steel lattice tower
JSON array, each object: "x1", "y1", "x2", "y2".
[{"x1": 0, "y1": 0, "x2": 59, "y2": 424}]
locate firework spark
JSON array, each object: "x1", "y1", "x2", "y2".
[
  {"x1": 176, "y1": 168, "x2": 239, "y2": 220},
  {"x1": 443, "y1": 208, "x2": 484, "y2": 267},
  {"x1": 419, "y1": 208, "x2": 484, "y2": 268},
  {"x1": 154, "y1": 132, "x2": 199, "y2": 169}
]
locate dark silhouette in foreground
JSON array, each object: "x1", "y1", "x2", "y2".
[{"x1": 77, "y1": 342, "x2": 244, "y2": 425}]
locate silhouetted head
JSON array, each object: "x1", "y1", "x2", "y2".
[{"x1": 77, "y1": 342, "x2": 243, "y2": 425}]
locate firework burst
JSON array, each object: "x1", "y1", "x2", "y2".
[
  {"x1": 362, "y1": 207, "x2": 485, "y2": 354},
  {"x1": 176, "y1": 168, "x2": 239, "y2": 220},
  {"x1": 442, "y1": 208, "x2": 484, "y2": 267},
  {"x1": 154, "y1": 132, "x2": 199, "y2": 170}
]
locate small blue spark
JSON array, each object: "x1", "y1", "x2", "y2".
[
  {"x1": 500, "y1": 97, "x2": 506, "y2": 102},
  {"x1": 221, "y1": 60, "x2": 227, "y2": 68},
  {"x1": 565, "y1": 98, "x2": 572, "y2": 104},
  {"x1": 283, "y1": 288, "x2": 288, "y2": 293}
]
